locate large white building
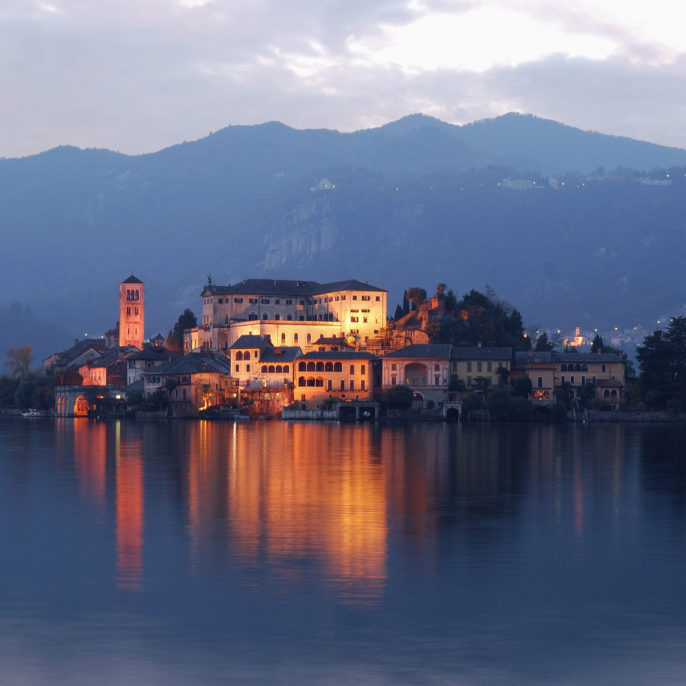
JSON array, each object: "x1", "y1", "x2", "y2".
[{"x1": 187, "y1": 278, "x2": 387, "y2": 353}]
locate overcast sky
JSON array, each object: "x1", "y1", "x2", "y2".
[{"x1": 2, "y1": 0, "x2": 686, "y2": 157}]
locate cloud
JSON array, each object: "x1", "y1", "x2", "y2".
[{"x1": 0, "y1": 1, "x2": 685, "y2": 156}]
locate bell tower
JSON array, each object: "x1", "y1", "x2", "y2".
[{"x1": 119, "y1": 275, "x2": 145, "y2": 349}]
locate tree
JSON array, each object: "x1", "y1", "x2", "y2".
[
  {"x1": 402, "y1": 291, "x2": 410, "y2": 316},
  {"x1": 488, "y1": 387, "x2": 514, "y2": 421},
  {"x1": 4, "y1": 344, "x2": 33, "y2": 378},
  {"x1": 393, "y1": 304, "x2": 404, "y2": 321},
  {"x1": 591, "y1": 334, "x2": 604, "y2": 353},
  {"x1": 434, "y1": 283, "x2": 447, "y2": 298},
  {"x1": 382, "y1": 384, "x2": 414, "y2": 410},
  {"x1": 535, "y1": 333, "x2": 554, "y2": 352},
  {"x1": 638, "y1": 316, "x2": 686, "y2": 409},
  {"x1": 512, "y1": 376, "x2": 532, "y2": 398},
  {"x1": 577, "y1": 382, "x2": 596, "y2": 409},
  {"x1": 406, "y1": 287, "x2": 427, "y2": 310},
  {"x1": 166, "y1": 309, "x2": 197, "y2": 355},
  {"x1": 556, "y1": 381, "x2": 574, "y2": 410}
]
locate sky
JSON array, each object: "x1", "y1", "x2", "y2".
[{"x1": 2, "y1": 0, "x2": 686, "y2": 157}]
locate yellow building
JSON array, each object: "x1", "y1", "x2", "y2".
[
  {"x1": 450, "y1": 347, "x2": 512, "y2": 389},
  {"x1": 295, "y1": 351, "x2": 378, "y2": 407}
]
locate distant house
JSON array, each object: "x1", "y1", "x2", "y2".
[
  {"x1": 382, "y1": 344, "x2": 452, "y2": 406},
  {"x1": 79, "y1": 348, "x2": 129, "y2": 386}
]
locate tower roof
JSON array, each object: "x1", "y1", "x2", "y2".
[{"x1": 122, "y1": 274, "x2": 143, "y2": 284}]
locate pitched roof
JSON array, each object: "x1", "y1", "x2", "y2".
[
  {"x1": 451, "y1": 346, "x2": 512, "y2": 361},
  {"x1": 201, "y1": 278, "x2": 386, "y2": 297},
  {"x1": 552, "y1": 352, "x2": 623, "y2": 363},
  {"x1": 596, "y1": 378, "x2": 624, "y2": 387},
  {"x1": 515, "y1": 351, "x2": 553, "y2": 365},
  {"x1": 230, "y1": 334, "x2": 272, "y2": 349},
  {"x1": 312, "y1": 279, "x2": 386, "y2": 294},
  {"x1": 300, "y1": 351, "x2": 378, "y2": 360},
  {"x1": 128, "y1": 346, "x2": 177, "y2": 362},
  {"x1": 143, "y1": 352, "x2": 230, "y2": 376},
  {"x1": 260, "y1": 346, "x2": 302, "y2": 363},
  {"x1": 385, "y1": 344, "x2": 452, "y2": 359},
  {"x1": 122, "y1": 275, "x2": 143, "y2": 284}
]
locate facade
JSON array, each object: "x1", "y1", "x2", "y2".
[
  {"x1": 294, "y1": 351, "x2": 378, "y2": 407},
  {"x1": 450, "y1": 347, "x2": 512, "y2": 389},
  {"x1": 228, "y1": 335, "x2": 301, "y2": 389},
  {"x1": 190, "y1": 278, "x2": 387, "y2": 353},
  {"x1": 382, "y1": 344, "x2": 452, "y2": 406},
  {"x1": 79, "y1": 348, "x2": 129, "y2": 386},
  {"x1": 141, "y1": 351, "x2": 231, "y2": 415},
  {"x1": 126, "y1": 345, "x2": 177, "y2": 385},
  {"x1": 513, "y1": 351, "x2": 626, "y2": 408},
  {"x1": 119, "y1": 275, "x2": 145, "y2": 349}
]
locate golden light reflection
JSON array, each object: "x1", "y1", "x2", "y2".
[
  {"x1": 115, "y1": 422, "x2": 144, "y2": 591},
  {"x1": 186, "y1": 422, "x2": 388, "y2": 604},
  {"x1": 71, "y1": 418, "x2": 107, "y2": 510}
]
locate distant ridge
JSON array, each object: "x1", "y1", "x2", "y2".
[{"x1": 2, "y1": 111, "x2": 686, "y2": 361}]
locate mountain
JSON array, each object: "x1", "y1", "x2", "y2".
[{"x1": 1, "y1": 113, "x2": 686, "y2": 362}]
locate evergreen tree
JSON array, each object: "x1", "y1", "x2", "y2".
[{"x1": 591, "y1": 334, "x2": 604, "y2": 353}]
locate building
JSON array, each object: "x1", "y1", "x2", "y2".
[
  {"x1": 450, "y1": 347, "x2": 512, "y2": 389},
  {"x1": 126, "y1": 345, "x2": 177, "y2": 385},
  {"x1": 141, "y1": 351, "x2": 232, "y2": 416},
  {"x1": 513, "y1": 350, "x2": 626, "y2": 408},
  {"x1": 382, "y1": 344, "x2": 452, "y2": 406},
  {"x1": 294, "y1": 351, "x2": 378, "y2": 407},
  {"x1": 119, "y1": 275, "x2": 145, "y2": 349},
  {"x1": 228, "y1": 335, "x2": 301, "y2": 389},
  {"x1": 189, "y1": 278, "x2": 387, "y2": 353}
]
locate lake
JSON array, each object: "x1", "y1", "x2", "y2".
[{"x1": 1, "y1": 418, "x2": 686, "y2": 685}]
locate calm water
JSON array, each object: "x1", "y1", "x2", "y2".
[{"x1": 1, "y1": 418, "x2": 686, "y2": 685}]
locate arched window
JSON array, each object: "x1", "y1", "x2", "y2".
[
  {"x1": 561, "y1": 364, "x2": 567, "y2": 372},
  {"x1": 261, "y1": 365, "x2": 268, "y2": 373},
  {"x1": 434, "y1": 364, "x2": 440, "y2": 371},
  {"x1": 307, "y1": 362, "x2": 315, "y2": 372},
  {"x1": 275, "y1": 314, "x2": 280, "y2": 321},
  {"x1": 262, "y1": 313, "x2": 269, "y2": 320},
  {"x1": 307, "y1": 377, "x2": 315, "y2": 387},
  {"x1": 334, "y1": 362, "x2": 342, "y2": 372},
  {"x1": 316, "y1": 377, "x2": 324, "y2": 387},
  {"x1": 298, "y1": 377, "x2": 306, "y2": 387},
  {"x1": 281, "y1": 333, "x2": 286, "y2": 343},
  {"x1": 307, "y1": 333, "x2": 312, "y2": 344},
  {"x1": 611, "y1": 390, "x2": 617, "y2": 397},
  {"x1": 316, "y1": 361, "x2": 324, "y2": 372},
  {"x1": 294, "y1": 334, "x2": 299, "y2": 343},
  {"x1": 325, "y1": 362, "x2": 333, "y2": 372},
  {"x1": 236, "y1": 351, "x2": 243, "y2": 361},
  {"x1": 283, "y1": 365, "x2": 289, "y2": 373},
  {"x1": 298, "y1": 361, "x2": 306, "y2": 372},
  {"x1": 575, "y1": 364, "x2": 582, "y2": 372},
  {"x1": 603, "y1": 390, "x2": 610, "y2": 398},
  {"x1": 275, "y1": 365, "x2": 282, "y2": 373},
  {"x1": 268, "y1": 365, "x2": 275, "y2": 373},
  {"x1": 582, "y1": 364, "x2": 588, "y2": 372},
  {"x1": 248, "y1": 313, "x2": 257, "y2": 320},
  {"x1": 391, "y1": 363, "x2": 397, "y2": 371}
]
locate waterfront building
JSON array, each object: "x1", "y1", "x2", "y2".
[
  {"x1": 450, "y1": 347, "x2": 512, "y2": 389},
  {"x1": 126, "y1": 345, "x2": 177, "y2": 385},
  {"x1": 228, "y1": 335, "x2": 301, "y2": 389},
  {"x1": 294, "y1": 351, "x2": 378, "y2": 407},
  {"x1": 382, "y1": 344, "x2": 452, "y2": 407}
]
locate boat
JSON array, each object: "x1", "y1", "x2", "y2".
[{"x1": 22, "y1": 409, "x2": 42, "y2": 417}]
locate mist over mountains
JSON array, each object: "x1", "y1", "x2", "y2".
[{"x1": 2, "y1": 112, "x2": 686, "y2": 362}]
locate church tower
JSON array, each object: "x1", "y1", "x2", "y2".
[{"x1": 119, "y1": 275, "x2": 145, "y2": 349}]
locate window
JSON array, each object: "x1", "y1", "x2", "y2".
[
  {"x1": 253, "y1": 351, "x2": 258, "y2": 358},
  {"x1": 218, "y1": 298, "x2": 223, "y2": 304},
  {"x1": 570, "y1": 375, "x2": 575, "y2": 384},
  {"x1": 246, "y1": 364, "x2": 250, "y2": 372},
  {"x1": 341, "y1": 295, "x2": 346, "y2": 300},
  {"x1": 350, "y1": 365, "x2": 355, "y2": 374},
  {"x1": 602, "y1": 364, "x2": 606, "y2": 372},
  {"x1": 362, "y1": 295, "x2": 370, "y2": 301},
  {"x1": 435, "y1": 375, "x2": 440, "y2": 385},
  {"x1": 334, "y1": 362, "x2": 342, "y2": 372},
  {"x1": 249, "y1": 298, "x2": 257, "y2": 304},
  {"x1": 287, "y1": 314, "x2": 292, "y2": 321},
  {"x1": 581, "y1": 376, "x2": 586, "y2": 385},
  {"x1": 235, "y1": 364, "x2": 239, "y2": 372},
  {"x1": 286, "y1": 299, "x2": 292, "y2": 305},
  {"x1": 234, "y1": 297, "x2": 243, "y2": 303},
  {"x1": 268, "y1": 365, "x2": 275, "y2": 373},
  {"x1": 316, "y1": 362, "x2": 324, "y2": 372},
  {"x1": 307, "y1": 334, "x2": 311, "y2": 344},
  {"x1": 434, "y1": 364, "x2": 439, "y2": 371},
  {"x1": 391, "y1": 363, "x2": 397, "y2": 370},
  {"x1": 391, "y1": 376, "x2": 397, "y2": 385},
  {"x1": 298, "y1": 377, "x2": 305, "y2": 387},
  {"x1": 281, "y1": 333, "x2": 286, "y2": 343},
  {"x1": 275, "y1": 299, "x2": 280, "y2": 304},
  {"x1": 275, "y1": 365, "x2": 282, "y2": 373},
  {"x1": 263, "y1": 313, "x2": 268, "y2": 320},
  {"x1": 361, "y1": 379, "x2": 365, "y2": 391},
  {"x1": 294, "y1": 334, "x2": 298, "y2": 343},
  {"x1": 307, "y1": 362, "x2": 315, "y2": 372},
  {"x1": 363, "y1": 317, "x2": 367, "y2": 323},
  {"x1": 561, "y1": 376, "x2": 565, "y2": 383},
  {"x1": 376, "y1": 296, "x2": 380, "y2": 301},
  {"x1": 340, "y1": 380, "x2": 345, "y2": 390},
  {"x1": 275, "y1": 314, "x2": 280, "y2": 321},
  {"x1": 350, "y1": 380, "x2": 355, "y2": 391},
  {"x1": 350, "y1": 316, "x2": 358, "y2": 322},
  {"x1": 299, "y1": 362, "x2": 306, "y2": 371},
  {"x1": 327, "y1": 379, "x2": 332, "y2": 390},
  {"x1": 467, "y1": 361, "x2": 472, "y2": 372},
  {"x1": 261, "y1": 365, "x2": 268, "y2": 373},
  {"x1": 261, "y1": 299, "x2": 270, "y2": 304},
  {"x1": 352, "y1": 295, "x2": 358, "y2": 300},
  {"x1": 537, "y1": 377, "x2": 543, "y2": 388},
  {"x1": 236, "y1": 351, "x2": 243, "y2": 360},
  {"x1": 487, "y1": 361, "x2": 492, "y2": 372},
  {"x1": 361, "y1": 365, "x2": 366, "y2": 375},
  {"x1": 126, "y1": 307, "x2": 131, "y2": 315},
  {"x1": 477, "y1": 362, "x2": 483, "y2": 373},
  {"x1": 335, "y1": 296, "x2": 339, "y2": 301}
]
